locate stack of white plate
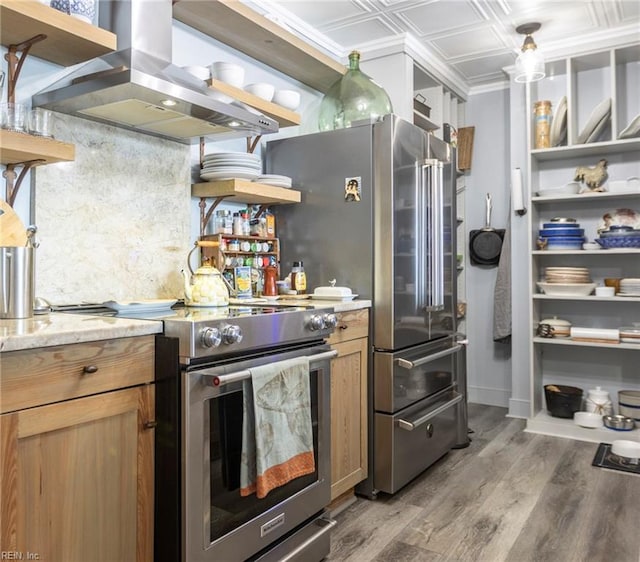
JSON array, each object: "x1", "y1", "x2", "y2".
[
  {"x1": 576, "y1": 98, "x2": 611, "y2": 144},
  {"x1": 200, "y1": 152, "x2": 262, "y2": 182},
  {"x1": 544, "y1": 267, "x2": 591, "y2": 283},
  {"x1": 619, "y1": 278, "x2": 640, "y2": 297},
  {"x1": 253, "y1": 174, "x2": 292, "y2": 188}
]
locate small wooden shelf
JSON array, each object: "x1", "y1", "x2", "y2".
[
  {"x1": 208, "y1": 80, "x2": 300, "y2": 127},
  {"x1": 0, "y1": 0, "x2": 116, "y2": 66},
  {"x1": 0, "y1": 130, "x2": 75, "y2": 165},
  {"x1": 192, "y1": 180, "x2": 301, "y2": 205},
  {"x1": 173, "y1": 0, "x2": 344, "y2": 93}
]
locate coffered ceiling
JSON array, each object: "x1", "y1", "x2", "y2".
[{"x1": 249, "y1": 0, "x2": 640, "y2": 92}]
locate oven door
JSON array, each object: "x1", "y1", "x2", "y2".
[{"x1": 183, "y1": 343, "x2": 335, "y2": 562}]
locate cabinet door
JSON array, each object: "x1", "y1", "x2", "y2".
[
  {"x1": 1, "y1": 385, "x2": 154, "y2": 562},
  {"x1": 330, "y1": 336, "x2": 368, "y2": 500}
]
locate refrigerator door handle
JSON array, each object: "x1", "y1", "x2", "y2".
[
  {"x1": 421, "y1": 159, "x2": 445, "y2": 312},
  {"x1": 395, "y1": 344, "x2": 462, "y2": 369}
]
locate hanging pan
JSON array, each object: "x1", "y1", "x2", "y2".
[{"x1": 469, "y1": 193, "x2": 505, "y2": 266}]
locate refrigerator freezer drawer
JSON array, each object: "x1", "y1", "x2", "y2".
[{"x1": 374, "y1": 388, "x2": 461, "y2": 494}]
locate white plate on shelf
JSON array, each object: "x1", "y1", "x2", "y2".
[
  {"x1": 310, "y1": 294, "x2": 359, "y2": 302},
  {"x1": 586, "y1": 111, "x2": 610, "y2": 143},
  {"x1": 104, "y1": 299, "x2": 178, "y2": 313},
  {"x1": 200, "y1": 169, "x2": 260, "y2": 181},
  {"x1": 577, "y1": 98, "x2": 611, "y2": 144},
  {"x1": 619, "y1": 112, "x2": 640, "y2": 139},
  {"x1": 550, "y1": 96, "x2": 567, "y2": 147}
]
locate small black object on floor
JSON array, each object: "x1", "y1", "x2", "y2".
[{"x1": 592, "y1": 442, "x2": 640, "y2": 475}]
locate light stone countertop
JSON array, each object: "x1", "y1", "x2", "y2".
[
  {"x1": 0, "y1": 300, "x2": 371, "y2": 353},
  {"x1": 0, "y1": 313, "x2": 163, "y2": 353}
]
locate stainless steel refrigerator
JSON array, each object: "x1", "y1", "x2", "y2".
[{"x1": 266, "y1": 114, "x2": 469, "y2": 496}]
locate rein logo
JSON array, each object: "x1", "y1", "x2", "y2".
[{"x1": 1, "y1": 553, "x2": 40, "y2": 560}]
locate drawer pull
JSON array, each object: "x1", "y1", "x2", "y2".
[
  {"x1": 338, "y1": 325, "x2": 348, "y2": 331},
  {"x1": 82, "y1": 365, "x2": 99, "y2": 374},
  {"x1": 397, "y1": 393, "x2": 462, "y2": 431},
  {"x1": 144, "y1": 421, "x2": 158, "y2": 430}
]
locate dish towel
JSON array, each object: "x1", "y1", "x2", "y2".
[
  {"x1": 240, "y1": 357, "x2": 315, "y2": 499},
  {"x1": 493, "y1": 213, "x2": 512, "y2": 343}
]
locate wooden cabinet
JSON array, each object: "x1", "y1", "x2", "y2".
[
  {"x1": 0, "y1": 336, "x2": 155, "y2": 562},
  {"x1": 327, "y1": 308, "x2": 369, "y2": 501}
]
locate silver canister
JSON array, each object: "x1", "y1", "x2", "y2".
[{"x1": 1, "y1": 246, "x2": 34, "y2": 319}]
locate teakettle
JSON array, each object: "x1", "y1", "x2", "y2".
[{"x1": 182, "y1": 243, "x2": 230, "y2": 307}]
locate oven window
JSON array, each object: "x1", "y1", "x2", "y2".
[{"x1": 208, "y1": 370, "x2": 319, "y2": 542}]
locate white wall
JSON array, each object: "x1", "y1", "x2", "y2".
[{"x1": 464, "y1": 88, "x2": 513, "y2": 407}]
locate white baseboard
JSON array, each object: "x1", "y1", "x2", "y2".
[
  {"x1": 468, "y1": 385, "x2": 510, "y2": 407},
  {"x1": 507, "y1": 398, "x2": 530, "y2": 419}
]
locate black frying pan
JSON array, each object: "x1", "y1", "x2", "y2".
[{"x1": 469, "y1": 193, "x2": 505, "y2": 266}]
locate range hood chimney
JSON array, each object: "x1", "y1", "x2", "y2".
[{"x1": 32, "y1": 0, "x2": 277, "y2": 144}]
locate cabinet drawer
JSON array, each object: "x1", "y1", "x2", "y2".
[
  {"x1": 1, "y1": 335, "x2": 155, "y2": 413},
  {"x1": 327, "y1": 309, "x2": 369, "y2": 346}
]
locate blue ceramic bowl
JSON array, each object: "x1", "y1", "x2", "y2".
[{"x1": 539, "y1": 228, "x2": 585, "y2": 237}]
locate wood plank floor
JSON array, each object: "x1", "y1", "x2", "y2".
[{"x1": 327, "y1": 404, "x2": 640, "y2": 562}]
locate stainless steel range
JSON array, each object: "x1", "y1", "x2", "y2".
[{"x1": 142, "y1": 304, "x2": 338, "y2": 562}]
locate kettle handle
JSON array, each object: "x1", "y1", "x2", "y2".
[{"x1": 187, "y1": 240, "x2": 221, "y2": 276}]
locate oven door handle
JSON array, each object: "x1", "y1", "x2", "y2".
[
  {"x1": 206, "y1": 349, "x2": 338, "y2": 387},
  {"x1": 395, "y1": 345, "x2": 462, "y2": 369},
  {"x1": 397, "y1": 392, "x2": 463, "y2": 431}
]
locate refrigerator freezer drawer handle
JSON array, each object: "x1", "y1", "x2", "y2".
[
  {"x1": 395, "y1": 344, "x2": 462, "y2": 369},
  {"x1": 397, "y1": 392, "x2": 463, "y2": 431}
]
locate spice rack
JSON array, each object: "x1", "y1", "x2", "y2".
[{"x1": 199, "y1": 233, "x2": 280, "y2": 274}]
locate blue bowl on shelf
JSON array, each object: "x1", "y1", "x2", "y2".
[
  {"x1": 595, "y1": 236, "x2": 640, "y2": 249},
  {"x1": 539, "y1": 228, "x2": 585, "y2": 237}
]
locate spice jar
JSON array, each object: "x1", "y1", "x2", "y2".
[{"x1": 534, "y1": 100, "x2": 552, "y2": 149}]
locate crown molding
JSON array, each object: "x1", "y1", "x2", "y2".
[{"x1": 468, "y1": 80, "x2": 510, "y2": 96}]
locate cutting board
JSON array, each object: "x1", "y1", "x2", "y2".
[{"x1": 0, "y1": 199, "x2": 28, "y2": 246}]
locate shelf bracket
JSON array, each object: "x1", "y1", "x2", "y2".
[
  {"x1": 199, "y1": 196, "x2": 225, "y2": 238},
  {"x1": 3, "y1": 160, "x2": 44, "y2": 206},
  {"x1": 5, "y1": 34, "x2": 47, "y2": 104},
  {"x1": 246, "y1": 135, "x2": 262, "y2": 154}
]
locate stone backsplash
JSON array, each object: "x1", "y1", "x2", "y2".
[{"x1": 36, "y1": 115, "x2": 191, "y2": 305}]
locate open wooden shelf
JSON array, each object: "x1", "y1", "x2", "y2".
[
  {"x1": 0, "y1": 130, "x2": 75, "y2": 165},
  {"x1": 0, "y1": 0, "x2": 116, "y2": 66},
  {"x1": 192, "y1": 180, "x2": 301, "y2": 205},
  {"x1": 208, "y1": 80, "x2": 300, "y2": 127},
  {"x1": 173, "y1": 0, "x2": 344, "y2": 93}
]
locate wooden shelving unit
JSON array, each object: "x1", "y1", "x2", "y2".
[
  {"x1": 173, "y1": 0, "x2": 344, "y2": 93},
  {"x1": 192, "y1": 180, "x2": 301, "y2": 205},
  {"x1": 0, "y1": 0, "x2": 116, "y2": 66},
  {"x1": 208, "y1": 80, "x2": 301, "y2": 127},
  {"x1": 0, "y1": 130, "x2": 75, "y2": 166}
]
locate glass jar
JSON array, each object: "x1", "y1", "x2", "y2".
[
  {"x1": 534, "y1": 100, "x2": 552, "y2": 149},
  {"x1": 318, "y1": 50, "x2": 393, "y2": 131},
  {"x1": 290, "y1": 261, "x2": 307, "y2": 294}
]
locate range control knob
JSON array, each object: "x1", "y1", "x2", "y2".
[
  {"x1": 200, "y1": 327, "x2": 222, "y2": 348},
  {"x1": 322, "y1": 313, "x2": 338, "y2": 330},
  {"x1": 222, "y1": 324, "x2": 243, "y2": 345},
  {"x1": 309, "y1": 314, "x2": 326, "y2": 331}
]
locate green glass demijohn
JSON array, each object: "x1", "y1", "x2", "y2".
[{"x1": 318, "y1": 50, "x2": 393, "y2": 131}]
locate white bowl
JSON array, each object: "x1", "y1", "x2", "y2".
[
  {"x1": 573, "y1": 411, "x2": 604, "y2": 428},
  {"x1": 182, "y1": 65, "x2": 210, "y2": 81},
  {"x1": 619, "y1": 390, "x2": 640, "y2": 406},
  {"x1": 273, "y1": 89, "x2": 301, "y2": 111},
  {"x1": 536, "y1": 282, "x2": 596, "y2": 296},
  {"x1": 611, "y1": 439, "x2": 640, "y2": 458},
  {"x1": 538, "y1": 182, "x2": 581, "y2": 196},
  {"x1": 211, "y1": 62, "x2": 245, "y2": 88},
  {"x1": 244, "y1": 83, "x2": 275, "y2": 102}
]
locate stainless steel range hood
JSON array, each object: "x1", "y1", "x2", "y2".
[{"x1": 32, "y1": 0, "x2": 277, "y2": 144}]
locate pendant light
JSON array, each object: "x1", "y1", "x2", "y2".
[{"x1": 514, "y1": 22, "x2": 545, "y2": 83}]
